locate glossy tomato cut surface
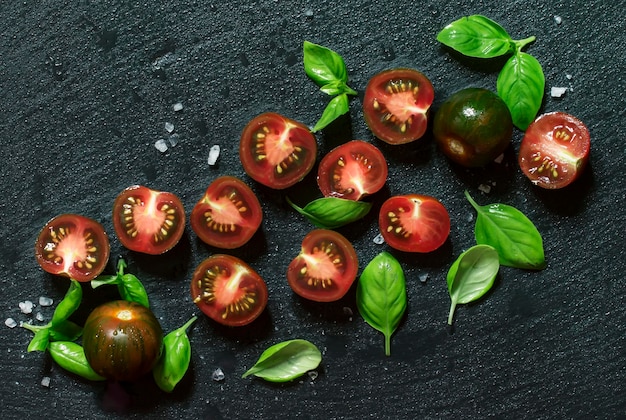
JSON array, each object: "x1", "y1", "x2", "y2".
[
  {"x1": 112, "y1": 186, "x2": 185, "y2": 255},
  {"x1": 190, "y1": 176, "x2": 262, "y2": 249},
  {"x1": 519, "y1": 112, "x2": 591, "y2": 189},
  {"x1": 191, "y1": 254, "x2": 268, "y2": 327},
  {"x1": 379, "y1": 195, "x2": 450, "y2": 253},
  {"x1": 240, "y1": 112, "x2": 317, "y2": 189},
  {"x1": 317, "y1": 140, "x2": 388, "y2": 201},
  {"x1": 363, "y1": 68, "x2": 434, "y2": 145},
  {"x1": 35, "y1": 214, "x2": 110, "y2": 282},
  {"x1": 287, "y1": 229, "x2": 358, "y2": 302}
]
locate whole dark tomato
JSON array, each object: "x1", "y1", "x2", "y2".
[
  {"x1": 287, "y1": 229, "x2": 358, "y2": 302},
  {"x1": 433, "y1": 88, "x2": 513, "y2": 167},
  {"x1": 112, "y1": 186, "x2": 185, "y2": 255},
  {"x1": 191, "y1": 254, "x2": 268, "y2": 326},
  {"x1": 317, "y1": 140, "x2": 388, "y2": 201},
  {"x1": 190, "y1": 176, "x2": 262, "y2": 249},
  {"x1": 518, "y1": 112, "x2": 591, "y2": 189},
  {"x1": 35, "y1": 214, "x2": 110, "y2": 282},
  {"x1": 362, "y1": 68, "x2": 434, "y2": 145},
  {"x1": 83, "y1": 300, "x2": 163, "y2": 382},
  {"x1": 379, "y1": 194, "x2": 450, "y2": 253},
  {"x1": 239, "y1": 112, "x2": 317, "y2": 189}
]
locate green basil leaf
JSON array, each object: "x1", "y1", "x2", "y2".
[
  {"x1": 447, "y1": 245, "x2": 499, "y2": 325},
  {"x1": 90, "y1": 275, "x2": 119, "y2": 288},
  {"x1": 356, "y1": 252, "x2": 407, "y2": 356},
  {"x1": 27, "y1": 328, "x2": 50, "y2": 352},
  {"x1": 465, "y1": 191, "x2": 546, "y2": 270},
  {"x1": 242, "y1": 339, "x2": 322, "y2": 382},
  {"x1": 51, "y1": 280, "x2": 82, "y2": 327},
  {"x1": 119, "y1": 273, "x2": 150, "y2": 308},
  {"x1": 49, "y1": 319, "x2": 83, "y2": 342},
  {"x1": 437, "y1": 15, "x2": 514, "y2": 58},
  {"x1": 319, "y1": 80, "x2": 357, "y2": 96},
  {"x1": 303, "y1": 40, "x2": 349, "y2": 86},
  {"x1": 497, "y1": 51, "x2": 545, "y2": 130},
  {"x1": 153, "y1": 316, "x2": 197, "y2": 392},
  {"x1": 312, "y1": 93, "x2": 350, "y2": 132},
  {"x1": 286, "y1": 196, "x2": 372, "y2": 229},
  {"x1": 49, "y1": 341, "x2": 105, "y2": 381}
]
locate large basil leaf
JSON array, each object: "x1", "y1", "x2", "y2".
[
  {"x1": 465, "y1": 191, "x2": 546, "y2": 270},
  {"x1": 286, "y1": 196, "x2": 372, "y2": 229},
  {"x1": 447, "y1": 245, "x2": 500, "y2": 325},
  {"x1": 437, "y1": 15, "x2": 514, "y2": 58},
  {"x1": 356, "y1": 252, "x2": 407, "y2": 356},
  {"x1": 153, "y1": 316, "x2": 197, "y2": 392},
  {"x1": 242, "y1": 339, "x2": 322, "y2": 382},
  {"x1": 303, "y1": 41, "x2": 349, "y2": 86}
]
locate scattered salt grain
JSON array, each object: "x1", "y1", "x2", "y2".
[
  {"x1": 207, "y1": 145, "x2": 221, "y2": 166},
  {"x1": 19, "y1": 301, "x2": 34, "y2": 314},
  {"x1": 304, "y1": 8, "x2": 314, "y2": 17},
  {"x1": 566, "y1": 73, "x2": 573, "y2": 80},
  {"x1": 155, "y1": 139, "x2": 169, "y2": 153},
  {"x1": 35, "y1": 312, "x2": 45, "y2": 322},
  {"x1": 5, "y1": 318, "x2": 17, "y2": 328},
  {"x1": 168, "y1": 133, "x2": 180, "y2": 147},
  {"x1": 478, "y1": 184, "x2": 491, "y2": 194},
  {"x1": 494, "y1": 153, "x2": 504, "y2": 164},
  {"x1": 419, "y1": 273, "x2": 429, "y2": 283},
  {"x1": 41, "y1": 376, "x2": 51, "y2": 387},
  {"x1": 164, "y1": 122, "x2": 175, "y2": 133},
  {"x1": 39, "y1": 296, "x2": 53, "y2": 307},
  {"x1": 554, "y1": 15, "x2": 562, "y2": 25},
  {"x1": 308, "y1": 371, "x2": 318, "y2": 381},
  {"x1": 212, "y1": 368, "x2": 225, "y2": 381},
  {"x1": 551, "y1": 87, "x2": 568, "y2": 98},
  {"x1": 173, "y1": 102, "x2": 184, "y2": 112},
  {"x1": 373, "y1": 233, "x2": 385, "y2": 245}
]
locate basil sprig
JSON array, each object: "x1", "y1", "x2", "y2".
[
  {"x1": 286, "y1": 196, "x2": 372, "y2": 229},
  {"x1": 447, "y1": 245, "x2": 500, "y2": 325},
  {"x1": 242, "y1": 339, "x2": 322, "y2": 382},
  {"x1": 91, "y1": 258, "x2": 150, "y2": 308},
  {"x1": 303, "y1": 41, "x2": 357, "y2": 132},
  {"x1": 356, "y1": 252, "x2": 407, "y2": 356},
  {"x1": 437, "y1": 15, "x2": 545, "y2": 130},
  {"x1": 465, "y1": 191, "x2": 546, "y2": 270}
]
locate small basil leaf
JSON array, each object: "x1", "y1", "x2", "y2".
[
  {"x1": 49, "y1": 341, "x2": 106, "y2": 381},
  {"x1": 497, "y1": 51, "x2": 545, "y2": 130},
  {"x1": 437, "y1": 15, "x2": 514, "y2": 58},
  {"x1": 242, "y1": 339, "x2": 322, "y2": 382},
  {"x1": 312, "y1": 93, "x2": 350, "y2": 132},
  {"x1": 90, "y1": 275, "x2": 119, "y2": 289},
  {"x1": 27, "y1": 328, "x2": 50, "y2": 352},
  {"x1": 356, "y1": 252, "x2": 407, "y2": 356},
  {"x1": 49, "y1": 319, "x2": 83, "y2": 342},
  {"x1": 465, "y1": 191, "x2": 546, "y2": 270},
  {"x1": 51, "y1": 280, "x2": 82, "y2": 327},
  {"x1": 153, "y1": 316, "x2": 197, "y2": 392},
  {"x1": 303, "y1": 41, "x2": 349, "y2": 86},
  {"x1": 286, "y1": 196, "x2": 372, "y2": 229},
  {"x1": 447, "y1": 245, "x2": 499, "y2": 325},
  {"x1": 119, "y1": 274, "x2": 150, "y2": 308}
]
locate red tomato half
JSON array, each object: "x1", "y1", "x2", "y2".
[
  {"x1": 287, "y1": 229, "x2": 358, "y2": 302},
  {"x1": 191, "y1": 254, "x2": 268, "y2": 326},
  {"x1": 112, "y1": 186, "x2": 186, "y2": 255},
  {"x1": 379, "y1": 195, "x2": 450, "y2": 253},
  {"x1": 35, "y1": 214, "x2": 110, "y2": 282},
  {"x1": 317, "y1": 140, "x2": 388, "y2": 201},
  {"x1": 190, "y1": 176, "x2": 262, "y2": 249},
  {"x1": 240, "y1": 112, "x2": 317, "y2": 189},
  {"x1": 518, "y1": 112, "x2": 591, "y2": 189},
  {"x1": 363, "y1": 68, "x2": 434, "y2": 145}
]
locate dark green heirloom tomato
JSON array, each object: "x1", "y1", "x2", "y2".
[
  {"x1": 433, "y1": 88, "x2": 513, "y2": 167},
  {"x1": 83, "y1": 300, "x2": 163, "y2": 382}
]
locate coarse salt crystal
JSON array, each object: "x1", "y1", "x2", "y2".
[
  {"x1": 5, "y1": 318, "x2": 17, "y2": 328},
  {"x1": 41, "y1": 376, "x2": 51, "y2": 387},
  {"x1": 308, "y1": 371, "x2": 319, "y2": 381},
  {"x1": 19, "y1": 301, "x2": 34, "y2": 314},
  {"x1": 551, "y1": 87, "x2": 568, "y2": 98},
  {"x1": 173, "y1": 102, "x2": 183, "y2": 112},
  {"x1": 494, "y1": 153, "x2": 504, "y2": 164},
  {"x1": 165, "y1": 122, "x2": 175, "y2": 133},
  {"x1": 155, "y1": 139, "x2": 169, "y2": 153},
  {"x1": 168, "y1": 133, "x2": 180, "y2": 147},
  {"x1": 419, "y1": 273, "x2": 429, "y2": 283},
  {"x1": 39, "y1": 296, "x2": 53, "y2": 307},
  {"x1": 212, "y1": 368, "x2": 225, "y2": 381},
  {"x1": 478, "y1": 184, "x2": 491, "y2": 194},
  {"x1": 36, "y1": 312, "x2": 45, "y2": 322},
  {"x1": 554, "y1": 15, "x2": 562, "y2": 25},
  {"x1": 373, "y1": 233, "x2": 385, "y2": 245},
  {"x1": 207, "y1": 145, "x2": 221, "y2": 166}
]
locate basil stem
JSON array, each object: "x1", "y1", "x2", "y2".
[
  {"x1": 92, "y1": 258, "x2": 150, "y2": 308},
  {"x1": 153, "y1": 316, "x2": 198, "y2": 393},
  {"x1": 242, "y1": 339, "x2": 322, "y2": 382},
  {"x1": 447, "y1": 245, "x2": 500, "y2": 325},
  {"x1": 286, "y1": 196, "x2": 372, "y2": 229},
  {"x1": 49, "y1": 341, "x2": 105, "y2": 381},
  {"x1": 50, "y1": 279, "x2": 82, "y2": 327},
  {"x1": 356, "y1": 252, "x2": 407, "y2": 356}
]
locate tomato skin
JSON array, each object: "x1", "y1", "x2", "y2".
[
  {"x1": 34, "y1": 214, "x2": 110, "y2": 282},
  {"x1": 191, "y1": 254, "x2": 268, "y2": 327},
  {"x1": 83, "y1": 300, "x2": 164, "y2": 382},
  {"x1": 518, "y1": 112, "x2": 591, "y2": 189},
  {"x1": 433, "y1": 88, "x2": 513, "y2": 167},
  {"x1": 317, "y1": 140, "x2": 388, "y2": 201},
  {"x1": 112, "y1": 186, "x2": 186, "y2": 255},
  {"x1": 379, "y1": 194, "x2": 450, "y2": 253},
  {"x1": 190, "y1": 176, "x2": 262, "y2": 249},
  {"x1": 363, "y1": 68, "x2": 434, "y2": 145},
  {"x1": 287, "y1": 229, "x2": 358, "y2": 302},
  {"x1": 239, "y1": 112, "x2": 317, "y2": 189}
]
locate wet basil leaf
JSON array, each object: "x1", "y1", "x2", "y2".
[
  {"x1": 356, "y1": 252, "x2": 407, "y2": 356},
  {"x1": 437, "y1": 15, "x2": 514, "y2": 58},
  {"x1": 27, "y1": 328, "x2": 50, "y2": 352},
  {"x1": 50, "y1": 279, "x2": 82, "y2": 327},
  {"x1": 286, "y1": 196, "x2": 372, "y2": 229},
  {"x1": 465, "y1": 191, "x2": 546, "y2": 270},
  {"x1": 447, "y1": 245, "x2": 500, "y2": 325},
  {"x1": 303, "y1": 40, "x2": 350, "y2": 86},
  {"x1": 92, "y1": 259, "x2": 150, "y2": 308},
  {"x1": 242, "y1": 339, "x2": 322, "y2": 382},
  {"x1": 49, "y1": 319, "x2": 83, "y2": 342},
  {"x1": 49, "y1": 341, "x2": 105, "y2": 381},
  {"x1": 153, "y1": 316, "x2": 197, "y2": 392},
  {"x1": 312, "y1": 93, "x2": 350, "y2": 132}
]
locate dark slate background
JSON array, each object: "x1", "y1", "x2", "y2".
[{"x1": 1, "y1": 0, "x2": 625, "y2": 418}]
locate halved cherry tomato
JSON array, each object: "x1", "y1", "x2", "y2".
[
  {"x1": 191, "y1": 254, "x2": 268, "y2": 326},
  {"x1": 35, "y1": 214, "x2": 110, "y2": 282},
  {"x1": 190, "y1": 176, "x2": 262, "y2": 249},
  {"x1": 239, "y1": 112, "x2": 317, "y2": 189},
  {"x1": 112, "y1": 186, "x2": 185, "y2": 255},
  {"x1": 286, "y1": 229, "x2": 358, "y2": 302},
  {"x1": 379, "y1": 195, "x2": 450, "y2": 253},
  {"x1": 317, "y1": 140, "x2": 388, "y2": 201},
  {"x1": 362, "y1": 68, "x2": 434, "y2": 145},
  {"x1": 518, "y1": 112, "x2": 591, "y2": 189}
]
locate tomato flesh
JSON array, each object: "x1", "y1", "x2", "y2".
[
  {"x1": 191, "y1": 254, "x2": 268, "y2": 326},
  {"x1": 35, "y1": 214, "x2": 110, "y2": 282},
  {"x1": 190, "y1": 176, "x2": 262, "y2": 249},
  {"x1": 112, "y1": 186, "x2": 185, "y2": 255},
  {"x1": 519, "y1": 112, "x2": 591, "y2": 189},
  {"x1": 379, "y1": 195, "x2": 450, "y2": 253},
  {"x1": 363, "y1": 68, "x2": 434, "y2": 145},
  {"x1": 240, "y1": 112, "x2": 317, "y2": 189},
  {"x1": 287, "y1": 229, "x2": 358, "y2": 302}
]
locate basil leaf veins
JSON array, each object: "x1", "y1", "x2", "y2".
[
  {"x1": 242, "y1": 339, "x2": 322, "y2": 382},
  {"x1": 286, "y1": 196, "x2": 372, "y2": 229},
  {"x1": 437, "y1": 15, "x2": 514, "y2": 58}
]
